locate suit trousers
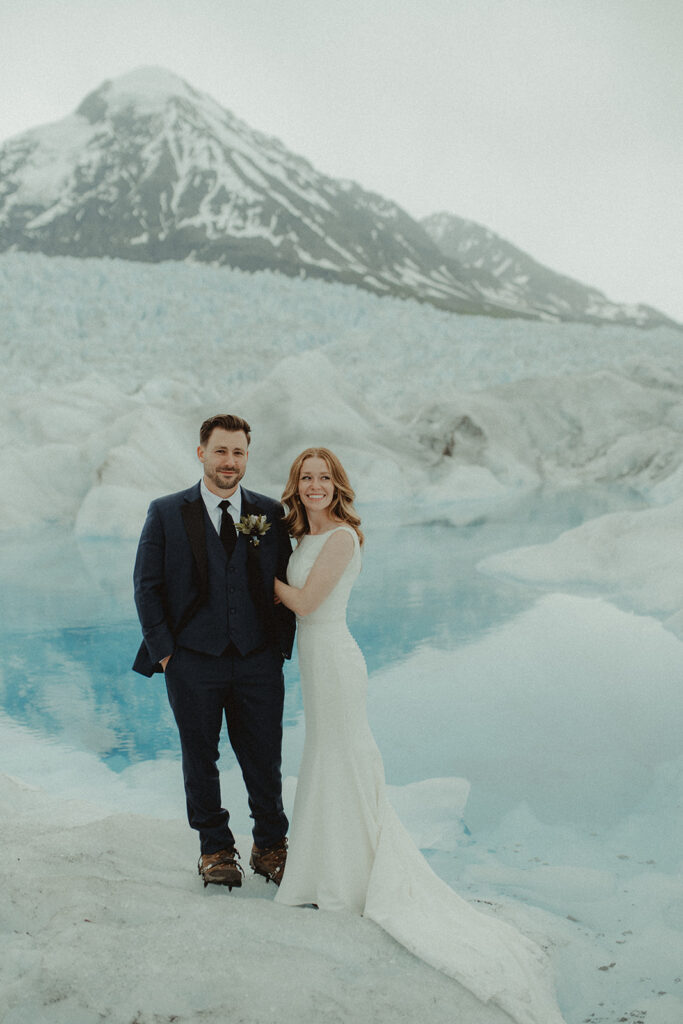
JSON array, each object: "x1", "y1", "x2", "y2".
[{"x1": 164, "y1": 644, "x2": 288, "y2": 854}]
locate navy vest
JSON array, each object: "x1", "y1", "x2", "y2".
[{"x1": 176, "y1": 508, "x2": 266, "y2": 657}]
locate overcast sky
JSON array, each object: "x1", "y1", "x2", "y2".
[{"x1": 2, "y1": 0, "x2": 681, "y2": 321}]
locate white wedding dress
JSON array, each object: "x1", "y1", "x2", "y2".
[{"x1": 275, "y1": 526, "x2": 566, "y2": 1024}]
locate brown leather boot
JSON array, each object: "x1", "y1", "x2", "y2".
[
  {"x1": 197, "y1": 847, "x2": 244, "y2": 889},
  {"x1": 249, "y1": 837, "x2": 288, "y2": 886}
]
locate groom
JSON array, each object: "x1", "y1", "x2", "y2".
[{"x1": 133, "y1": 414, "x2": 295, "y2": 889}]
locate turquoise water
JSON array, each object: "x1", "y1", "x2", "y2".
[{"x1": 0, "y1": 487, "x2": 644, "y2": 774}]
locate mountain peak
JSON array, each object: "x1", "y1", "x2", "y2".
[
  {"x1": 109, "y1": 65, "x2": 190, "y2": 92},
  {"x1": 76, "y1": 66, "x2": 199, "y2": 122},
  {"x1": 1, "y1": 69, "x2": 677, "y2": 328}
]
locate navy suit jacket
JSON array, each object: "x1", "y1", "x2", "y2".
[{"x1": 132, "y1": 482, "x2": 295, "y2": 677}]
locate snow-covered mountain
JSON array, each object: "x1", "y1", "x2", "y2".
[
  {"x1": 0, "y1": 66, "x2": 676, "y2": 328},
  {"x1": 422, "y1": 211, "x2": 676, "y2": 328}
]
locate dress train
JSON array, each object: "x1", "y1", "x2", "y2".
[{"x1": 275, "y1": 526, "x2": 565, "y2": 1024}]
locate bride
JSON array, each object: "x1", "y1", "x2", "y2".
[{"x1": 273, "y1": 447, "x2": 566, "y2": 1024}]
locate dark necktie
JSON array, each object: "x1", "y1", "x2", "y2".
[{"x1": 218, "y1": 500, "x2": 236, "y2": 558}]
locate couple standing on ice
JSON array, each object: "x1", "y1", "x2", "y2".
[{"x1": 132, "y1": 413, "x2": 566, "y2": 1024}]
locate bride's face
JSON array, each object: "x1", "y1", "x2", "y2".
[{"x1": 298, "y1": 456, "x2": 335, "y2": 515}]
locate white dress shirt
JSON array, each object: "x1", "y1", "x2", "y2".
[{"x1": 200, "y1": 480, "x2": 243, "y2": 536}]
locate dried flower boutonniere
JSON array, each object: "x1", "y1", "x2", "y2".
[{"x1": 235, "y1": 513, "x2": 271, "y2": 547}]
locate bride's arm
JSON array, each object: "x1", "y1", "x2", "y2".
[{"x1": 274, "y1": 530, "x2": 354, "y2": 617}]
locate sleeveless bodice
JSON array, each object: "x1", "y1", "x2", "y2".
[{"x1": 287, "y1": 525, "x2": 361, "y2": 626}]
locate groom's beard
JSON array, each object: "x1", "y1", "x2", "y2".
[{"x1": 205, "y1": 464, "x2": 246, "y2": 494}]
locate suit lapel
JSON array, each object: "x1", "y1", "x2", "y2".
[
  {"x1": 240, "y1": 489, "x2": 262, "y2": 518},
  {"x1": 181, "y1": 487, "x2": 210, "y2": 601}
]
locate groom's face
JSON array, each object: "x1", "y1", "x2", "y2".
[{"x1": 198, "y1": 428, "x2": 249, "y2": 496}]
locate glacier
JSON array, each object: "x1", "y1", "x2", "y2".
[{"x1": 1, "y1": 251, "x2": 682, "y2": 1023}]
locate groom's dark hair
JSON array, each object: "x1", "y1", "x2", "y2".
[{"x1": 199, "y1": 414, "x2": 251, "y2": 446}]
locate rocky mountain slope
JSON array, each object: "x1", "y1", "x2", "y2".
[
  {"x1": 422, "y1": 211, "x2": 675, "y2": 328},
  {"x1": 0, "y1": 67, "x2": 676, "y2": 327}
]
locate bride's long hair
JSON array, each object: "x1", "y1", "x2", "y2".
[{"x1": 282, "y1": 448, "x2": 364, "y2": 545}]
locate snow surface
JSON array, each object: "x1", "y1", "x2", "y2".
[
  {"x1": 105, "y1": 66, "x2": 200, "y2": 111},
  {"x1": 12, "y1": 118, "x2": 94, "y2": 206},
  {"x1": 2, "y1": 252, "x2": 683, "y2": 1023},
  {"x1": 1, "y1": 774, "x2": 519, "y2": 1024}
]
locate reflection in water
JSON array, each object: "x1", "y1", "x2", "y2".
[
  {"x1": 0, "y1": 487, "x2": 645, "y2": 771},
  {"x1": 2, "y1": 624, "x2": 173, "y2": 770}
]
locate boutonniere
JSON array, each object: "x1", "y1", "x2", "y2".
[{"x1": 235, "y1": 513, "x2": 271, "y2": 547}]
